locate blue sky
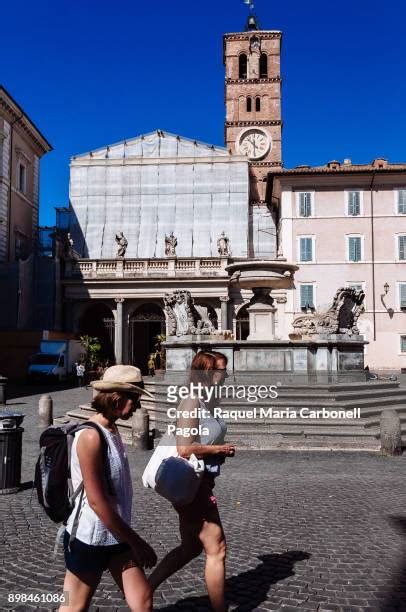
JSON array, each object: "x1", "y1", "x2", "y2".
[{"x1": 1, "y1": 0, "x2": 405, "y2": 226}]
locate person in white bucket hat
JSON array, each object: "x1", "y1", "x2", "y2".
[{"x1": 60, "y1": 365, "x2": 156, "y2": 612}]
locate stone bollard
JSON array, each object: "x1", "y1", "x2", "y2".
[
  {"x1": 380, "y1": 409, "x2": 402, "y2": 456},
  {"x1": 0, "y1": 376, "x2": 8, "y2": 405},
  {"x1": 38, "y1": 395, "x2": 53, "y2": 428},
  {"x1": 132, "y1": 407, "x2": 149, "y2": 450}
]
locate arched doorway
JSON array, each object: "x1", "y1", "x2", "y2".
[
  {"x1": 129, "y1": 303, "x2": 165, "y2": 374},
  {"x1": 236, "y1": 304, "x2": 249, "y2": 340},
  {"x1": 79, "y1": 302, "x2": 115, "y2": 363}
]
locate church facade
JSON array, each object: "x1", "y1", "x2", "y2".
[{"x1": 62, "y1": 16, "x2": 406, "y2": 373}]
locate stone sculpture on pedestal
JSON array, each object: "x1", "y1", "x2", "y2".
[
  {"x1": 165, "y1": 232, "x2": 177, "y2": 257},
  {"x1": 217, "y1": 232, "x2": 230, "y2": 256},
  {"x1": 115, "y1": 231, "x2": 128, "y2": 258},
  {"x1": 291, "y1": 287, "x2": 365, "y2": 338},
  {"x1": 164, "y1": 289, "x2": 216, "y2": 336}
]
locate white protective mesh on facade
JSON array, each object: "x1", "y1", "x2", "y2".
[{"x1": 70, "y1": 131, "x2": 249, "y2": 259}]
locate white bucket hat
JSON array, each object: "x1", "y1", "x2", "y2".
[{"x1": 91, "y1": 365, "x2": 153, "y2": 398}]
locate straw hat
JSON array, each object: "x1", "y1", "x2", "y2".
[{"x1": 91, "y1": 365, "x2": 153, "y2": 397}]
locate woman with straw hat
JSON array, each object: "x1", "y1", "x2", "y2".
[{"x1": 60, "y1": 365, "x2": 157, "y2": 612}]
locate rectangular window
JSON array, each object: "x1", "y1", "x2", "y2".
[
  {"x1": 348, "y1": 236, "x2": 362, "y2": 262},
  {"x1": 348, "y1": 283, "x2": 364, "y2": 292},
  {"x1": 348, "y1": 191, "x2": 361, "y2": 216},
  {"x1": 400, "y1": 284, "x2": 406, "y2": 309},
  {"x1": 299, "y1": 192, "x2": 312, "y2": 217},
  {"x1": 300, "y1": 285, "x2": 314, "y2": 310},
  {"x1": 401, "y1": 336, "x2": 406, "y2": 353},
  {"x1": 18, "y1": 163, "x2": 26, "y2": 193},
  {"x1": 399, "y1": 235, "x2": 406, "y2": 260},
  {"x1": 398, "y1": 190, "x2": 406, "y2": 214},
  {"x1": 299, "y1": 237, "x2": 313, "y2": 262}
]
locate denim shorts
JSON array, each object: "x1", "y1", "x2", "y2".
[{"x1": 63, "y1": 530, "x2": 131, "y2": 574}]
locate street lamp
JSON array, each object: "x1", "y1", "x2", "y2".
[{"x1": 384, "y1": 282, "x2": 390, "y2": 295}]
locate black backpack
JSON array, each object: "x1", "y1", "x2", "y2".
[{"x1": 34, "y1": 421, "x2": 113, "y2": 526}]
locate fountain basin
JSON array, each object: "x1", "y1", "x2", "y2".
[{"x1": 226, "y1": 260, "x2": 299, "y2": 290}]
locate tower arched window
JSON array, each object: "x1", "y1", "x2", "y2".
[
  {"x1": 246, "y1": 97, "x2": 252, "y2": 112},
  {"x1": 239, "y1": 54, "x2": 247, "y2": 79},
  {"x1": 260, "y1": 53, "x2": 268, "y2": 78},
  {"x1": 255, "y1": 97, "x2": 261, "y2": 112}
]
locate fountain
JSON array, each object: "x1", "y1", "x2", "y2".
[{"x1": 164, "y1": 259, "x2": 366, "y2": 382}]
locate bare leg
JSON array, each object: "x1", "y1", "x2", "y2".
[
  {"x1": 148, "y1": 518, "x2": 203, "y2": 591},
  {"x1": 109, "y1": 551, "x2": 152, "y2": 612},
  {"x1": 59, "y1": 569, "x2": 102, "y2": 612},
  {"x1": 199, "y1": 520, "x2": 227, "y2": 612}
]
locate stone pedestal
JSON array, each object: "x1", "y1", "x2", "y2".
[{"x1": 247, "y1": 288, "x2": 277, "y2": 341}]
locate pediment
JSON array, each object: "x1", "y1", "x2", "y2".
[{"x1": 74, "y1": 130, "x2": 229, "y2": 160}]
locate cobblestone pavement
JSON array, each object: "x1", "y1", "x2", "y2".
[{"x1": 1, "y1": 386, "x2": 406, "y2": 611}]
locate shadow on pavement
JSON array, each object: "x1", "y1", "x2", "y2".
[
  {"x1": 158, "y1": 550, "x2": 311, "y2": 611},
  {"x1": 381, "y1": 515, "x2": 406, "y2": 611},
  {"x1": 6, "y1": 381, "x2": 81, "y2": 400}
]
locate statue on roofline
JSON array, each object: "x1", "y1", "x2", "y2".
[
  {"x1": 165, "y1": 232, "x2": 177, "y2": 257},
  {"x1": 115, "y1": 231, "x2": 128, "y2": 258}
]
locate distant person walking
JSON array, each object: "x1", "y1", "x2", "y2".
[
  {"x1": 148, "y1": 351, "x2": 235, "y2": 612},
  {"x1": 60, "y1": 365, "x2": 157, "y2": 612},
  {"x1": 76, "y1": 362, "x2": 85, "y2": 387}
]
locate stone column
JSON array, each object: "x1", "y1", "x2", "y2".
[
  {"x1": 114, "y1": 298, "x2": 124, "y2": 365},
  {"x1": 220, "y1": 296, "x2": 230, "y2": 331}
]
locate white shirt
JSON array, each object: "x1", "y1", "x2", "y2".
[{"x1": 65, "y1": 424, "x2": 133, "y2": 546}]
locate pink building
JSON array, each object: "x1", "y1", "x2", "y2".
[{"x1": 270, "y1": 159, "x2": 406, "y2": 371}]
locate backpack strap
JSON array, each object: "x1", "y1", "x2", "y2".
[{"x1": 73, "y1": 421, "x2": 115, "y2": 496}]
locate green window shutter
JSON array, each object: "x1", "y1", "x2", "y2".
[
  {"x1": 300, "y1": 285, "x2": 314, "y2": 309},
  {"x1": 400, "y1": 284, "x2": 406, "y2": 309},
  {"x1": 399, "y1": 236, "x2": 406, "y2": 260},
  {"x1": 348, "y1": 192, "x2": 360, "y2": 216},
  {"x1": 349, "y1": 237, "x2": 361, "y2": 261},
  {"x1": 300, "y1": 238, "x2": 312, "y2": 261},
  {"x1": 398, "y1": 190, "x2": 406, "y2": 214},
  {"x1": 300, "y1": 193, "x2": 311, "y2": 217},
  {"x1": 401, "y1": 336, "x2": 406, "y2": 353}
]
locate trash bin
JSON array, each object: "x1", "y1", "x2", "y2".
[
  {"x1": 0, "y1": 376, "x2": 7, "y2": 405},
  {"x1": 0, "y1": 412, "x2": 25, "y2": 494}
]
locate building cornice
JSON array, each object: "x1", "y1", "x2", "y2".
[
  {"x1": 226, "y1": 77, "x2": 281, "y2": 85},
  {"x1": 224, "y1": 32, "x2": 282, "y2": 40},
  {"x1": 226, "y1": 120, "x2": 282, "y2": 128},
  {"x1": 0, "y1": 86, "x2": 52, "y2": 155},
  {"x1": 70, "y1": 154, "x2": 249, "y2": 167}
]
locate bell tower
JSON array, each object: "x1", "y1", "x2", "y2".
[{"x1": 223, "y1": 13, "x2": 282, "y2": 205}]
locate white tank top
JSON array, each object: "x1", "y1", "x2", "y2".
[{"x1": 65, "y1": 424, "x2": 133, "y2": 546}]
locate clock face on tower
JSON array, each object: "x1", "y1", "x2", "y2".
[{"x1": 237, "y1": 128, "x2": 271, "y2": 160}]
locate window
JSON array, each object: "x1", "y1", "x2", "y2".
[
  {"x1": 259, "y1": 53, "x2": 268, "y2": 78},
  {"x1": 300, "y1": 285, "x2": 315, "y2": 310},
  {"x1": 347, "y1": 191, "x2": 361, "y2": 216},
  {"x1": 299, "y1": 237, "x2": 314, "y2": 262},
  {"x1": 397, "y1": 190, "x2": 406, "y2": 214},
  {"x1": 298, "y1": 192, "x2": 312, "y2": 217},
  {"x1": 348, "y1": 236, "x2": 362, "y2": 262},
  {"x1": 246, "y1": 97, "x2": 252, "y2": 112},
  {"x1": 399, "y1": 235, "x2": 406, "y2": 260},
  {"x1": 348, "y1": 283, "x2": 364, "y2": 292},
  {"x1": 239, "y1": 54, "x2": 247, "y2": 79},
  {"x1": 400, "y1": 283, "x2": 406, "y2": 310},
  {"x1": 255, "y1": 97, "x2": 261, "y2": 112},
  {"x1": 401, "y1": 336, "x2": 406, "y2": 353},
  {"x1": 17, "y1": 162, "x2": 26, "y2": 193}
]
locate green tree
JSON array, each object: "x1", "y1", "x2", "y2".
[{"x1": 79, "y1": 335, "x2": 102, "y2": 368}]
